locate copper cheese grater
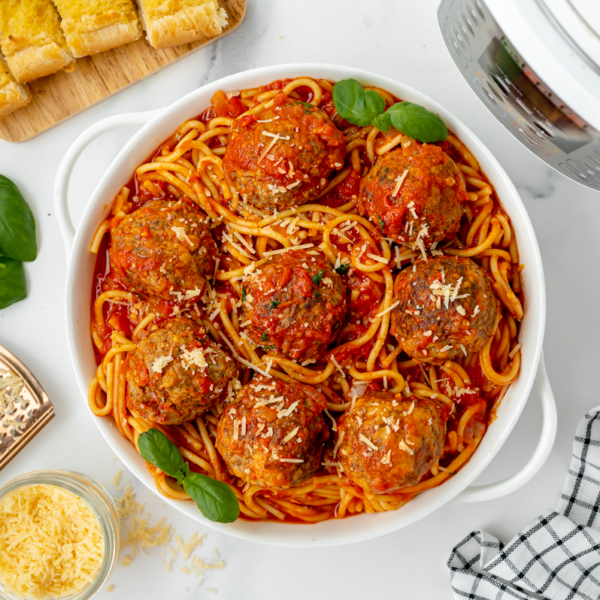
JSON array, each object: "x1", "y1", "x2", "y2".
[{"x1": 0, "y1": 343, "x2": 54, "y2": 470}]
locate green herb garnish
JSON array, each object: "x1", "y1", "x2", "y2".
[
  {"x1": 0, "y1": 257, "x2": 26, "y2": 310},
  {"x1": 261, "y1": 344, "x2": 276, "y2": 351},
  {"x1": 0, "y1": 176, "x2": 37, "y2": 310},
  {"x1": 372, "y1": 112, "x2": 391, "y2": 132},
  {"x1": 377, "y1": 215, "x2": 385, "y2": 231},
  {"x1": 241, "y1": 286, "x2": 246, "y2": 302},
  {"x1": 386, "y1": 102, "x2": 448, "y2": 143},
  {"x1": 138, "y1": 429, "x2": 239, "y2": 523},
  {"x1": 260, "y1": 331, "x2": 268, "y2": 342},
  {"x1": 335, "y1": 264, "x2": 349, "y2": 275},
  {"x1": 0, "y1": 175, "x2": 37, "y2": 262},
  {"x1": 312, "y1": 270, "x2": 325, "y2": 286},
  {"x1": 270, "y1": 299, "x2": 280, "y2": 309},
  {"x1": 332, "y1": 79, "x2": 448, "y2": 142}
]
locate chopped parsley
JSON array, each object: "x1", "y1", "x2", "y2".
[
  {"x1": 377, "y1": 215, "x2": 385, "y2": 230},
  {"x1": 260, "y1": 331, "x2": 268, "y2": 342},
  {"x1": 333, "y1": 322, "x2": 340, "y2": 331},
  {"x1": 335, "y1": 264, "x2": 349, "y2": 275},
  {"x1": 270, "y1": 299, "x2": 280, "y2": 309},
  {"x1": 299, "y1": 101, "x2": 313, "y2": 109},
  {"x1": 262, "y1": 344, "x2": 276, "y2": 351},
  {"x1": 241, "y1": 286, "x2": 246, "y2": 302},
  {"x1": 312, "y1": 270, "x2": 325, "y2": 285}
]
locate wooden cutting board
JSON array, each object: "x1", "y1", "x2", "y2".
[{"x1": 0, "y1": 0, "x2": 246, "y2": 143}]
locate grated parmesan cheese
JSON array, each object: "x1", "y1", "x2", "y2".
[
  {"x1": 262, "y1": 243, "x2": 314, "y2": 257},
  {"x1": 392, "y1": 169, "x2": 409, "y2": 197},
  {"x1": 359, "y1": 434, "x2": 378, "y2": 451},
  {"x1": 180, "y1": 346, "x2": 208, "y2": 371},
  {"x1": 152, "y1": 352, "x2": 173, "y2": 374},
  {"x1": 399, "y1": 440, "x2": 414, "y2": 455},
  {"x1": 376, "y1": 300, "x2": 400, "y2": 318},
  {"x1": 171, "y1": 226, "x2": 193, "y2": 246},
  {"x1": 283, "y1": 426, "x2": 300, "y2": 443},
  {"x1": 0, "y1": 484, "x2": 104, "y2": 599},
  {"x1": 116, "y1": 486, "x2": 173, "y2": 567}
]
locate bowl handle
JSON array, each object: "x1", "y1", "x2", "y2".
[
  {"x1": 454, "y1": 352, "x2": 557, "y2": 503},
  {"x1": 53, "y1": 109, "x2": 161, "y2": 261}
]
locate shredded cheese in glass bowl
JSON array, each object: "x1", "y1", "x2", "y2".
[{"x1": 0, "y1": 471, "x2": 119, "y2": 600}]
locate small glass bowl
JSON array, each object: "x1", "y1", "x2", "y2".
[{"x1": 0, "y1": 470, "x2": 120, "y2": 600}]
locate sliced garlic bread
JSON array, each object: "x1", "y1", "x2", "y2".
[
  {"x1": 51, "y1": 0, "x2": 142, "y2": 58},
  {"x1": 0, "y1": 0, "x2": 76, "y2": 84},
  {"x1": 0, "y1": 56, "x2": 30, "y2": 117},
  {"x1": 137, "y1": 0, "x2": 228, "y2": 50}
]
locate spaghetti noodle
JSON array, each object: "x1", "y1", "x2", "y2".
[{"x1": 88, "y1": 77, "x2": 523, "y2": 523}]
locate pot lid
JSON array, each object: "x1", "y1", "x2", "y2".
[
  {"x1": 486, "y1": 0, "x2": 600, "y2": 132},
  {"x1": 539, "y1": 0, "x2": 600, "y2": 70}
]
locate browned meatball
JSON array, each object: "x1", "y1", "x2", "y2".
[
  {"x1": 223, "y1": 93, "x2": 346, "y2": 212},
  {"x1": 336, "y1": 392, "x2": 445, "y2": 494},
  {"x1": 357, "y1": 142, "x2": 467, "y2": 248},
  {"x1": 125, "y1": 318, "x2": 237, "y2": 425},
  {"x1": 216, "y1": 375, "x2": 329, "y2": 489},
  {"x1": 390, "y1": 256, "x2": 499, "y2": 364},
  {"x1": 240, "y1": 248, "x2": 347, "y2": 363},
  {"x1": 110, "y1": 199, "x2": 217, "y2": 302}
]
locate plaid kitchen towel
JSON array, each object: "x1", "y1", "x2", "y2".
[{"x1": 448, "y1": 409, "x2": 600, "y2": 600}]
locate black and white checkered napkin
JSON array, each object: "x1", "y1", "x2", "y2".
[{"x1": 448, "y1": 409, "x2": 600, "y2": 600}]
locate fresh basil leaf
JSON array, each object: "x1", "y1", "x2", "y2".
[
  {"x1": 138, "y1": 429, "x2": 188, "y2": 484},
  {"x1": 270, "y1": 299, "x2": 280, "y2": 309},
  {"x1": 312, "y1": 269, "x2": 325, "y2": 285},
  {"x1": 0, "y1": 257, "x2": 26, "y2": 309},
  {"x1": 260, "y1": 331, "x2": 268, "y2": 341},
  {"x1": 377, "y1": 215, "x2": 385, "y2": 231},
  {"x1": 332, "y1": 79, "x2": 372, "y2": 127},
  {"x1": 183, "y1": 472, "x2": 239, "y2": 523},
  {"x1": 0, "y1": 176, "x2": 37, "y2": 262},
  {"x1": 386, "y1": 102, "x2": 448, "y2": 143},
  {"x1": 372, "y1": 112, "x2": 391, "y2": 132},
  {"x1": 364, "y1": 90, "x2": 386, "y2": 118}
]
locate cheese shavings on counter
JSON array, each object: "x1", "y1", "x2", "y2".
[
  {"x1": 0, "y1": 484, "x2": 103, "y2": 599},
  {"x1": 116, "y1": 485, "x2": 173, "y2": 566},
  {"x1": 111, "y1": 482, "x2": 226, "y2": 591}
]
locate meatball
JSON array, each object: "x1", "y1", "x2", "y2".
[
  {"x1": 110, "y1": 199, "x2": 217, "y2": 302},
  {"x1": 216, "y1": 375, "x2": 329, "y2": 489},
  {"x1": 125, "y1": 318, "x2": 237, "y2": 425},
  {"x1": 336, "y1": 392, "x2": 445, "y2": 494},
  {"x1": 390, "y1": 256, "x2": 499, "y2": 364},
  {"x1": 357, "y1": 142, "x2": 467, "y2": 248},
  {"x1": 241, "y1": 248, "x2": 347, "y2": 362},
  {"x1": 224, "y1": 93, "x2": 346, "y2": 212}
]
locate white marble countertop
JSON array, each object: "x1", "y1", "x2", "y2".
[{"x1": 1, "y1": 0, "x2": 599, "y2": 598}]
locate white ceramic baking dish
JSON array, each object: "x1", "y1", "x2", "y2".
[{"x1": 54, "y1": 64, "x2": 556, "y2": 547}]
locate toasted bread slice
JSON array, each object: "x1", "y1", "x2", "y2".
[
  {"x1": 137, "y1": 0, "x2": 228, "y2": 50},
  {"x1": 0, "y1": 0, "x2": 76, "y2": 84},
  {"x1": 0, "y1": 56, "x2": 30, "y2": 117},
  {"x1": 51, "y1": 0, "x2": 142, "y2": 58}
]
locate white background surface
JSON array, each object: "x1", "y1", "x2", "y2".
[{"x1": 0, "y1": 0, "x2": 598, "y2": 598}]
